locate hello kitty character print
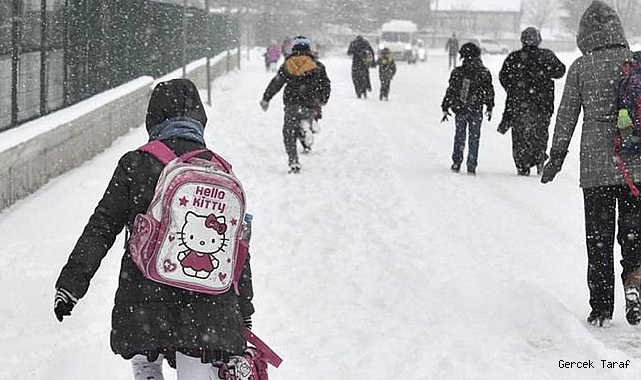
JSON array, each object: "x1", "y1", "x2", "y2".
[
  {"x1": 177, "y1": 212, "x2": 229, "y2": 279},
  {"x1": 128, "y1": 141, "x2": 249, "y2": 295}
]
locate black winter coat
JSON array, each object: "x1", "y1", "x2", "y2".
[
  {"x1": 441, "y1": 57, "x2": 495, "y2": 114},
  {"x1": 499, "y1": 46, "x2": 566, "y2": 120},
  {"x1": 348, "y1": 37, "x2": 375, "y2": 70},
  {"x1": 377, "y1": 56, "x2": 396, "y2": 82},
  {"x1": 262, "y1": 50, "x2": 331, "y2": 109},
  {"x1": 55, "y1": 79, "x2": 254, "y2": 362}
]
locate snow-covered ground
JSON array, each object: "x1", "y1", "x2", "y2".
[{"x1": 2, "y1": 47, "x2": 641, "y2": 379}]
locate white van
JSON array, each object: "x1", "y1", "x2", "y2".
[{"x1": 378, "y1": 20, "x2": 419, "y2": 63}]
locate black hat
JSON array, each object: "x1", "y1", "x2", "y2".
[
  {"x1": 291, "y1": 35, "x2": 311, "y2": 52},
  {"x1": 521, "y1": 27, "x2": 542, "y2": 46},
  {"x1": 145, "y1": 78, "x2": 207, "y2": 131},
  {"x1": 459, "y1": 42, "x2": 481, "y2": 59}
]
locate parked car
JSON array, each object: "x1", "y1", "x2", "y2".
[{"x1": 468, "y1": 38, "x2": 510, "y2": 55}]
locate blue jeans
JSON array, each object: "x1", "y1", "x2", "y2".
[{"x1": 452, "y1": 111, "x2": 482, "y2": 169}]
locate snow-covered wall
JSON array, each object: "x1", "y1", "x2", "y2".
[{"x1": 0, "y1": 50, "x2": 239, "y2": 212}]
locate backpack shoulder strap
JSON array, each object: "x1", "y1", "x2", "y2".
[
  {"x1": 138, "y1": 140, "x2": 178, "y2": 165},
  {"x1": 210, "y1": 152, "x2": 233, "y2": 173},
  {"x1": 139, "y1": 141, "x2": 232, "y2": 172}
]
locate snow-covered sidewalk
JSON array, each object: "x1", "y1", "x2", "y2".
[{"x1": 2, "y1": 48, "x2": 641, "y2": 379}]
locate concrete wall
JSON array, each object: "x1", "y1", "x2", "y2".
[{"x1": 0, "y1": 49, "x2": 239, "y2": 212}]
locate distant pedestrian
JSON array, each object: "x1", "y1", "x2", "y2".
[
  {"x1": 281, "y1": 36, "x2": 292, "y2": 57},
  {"x1": 376, "y1": 47, "x2": 397, "y2": 101},
  {"x1": 347, "y1": 35, "x2": 375, "y2": 99},
  {"x1": 498, "y1": 27, "x2": 566, "y2": 176},
  {"x1": 541, "y1": 0, "x2": 641, "y2": 328},
  {"x1": 264, "y1": 42, "x2": 281, "y2": 72},
  {"x1": 441, "y1": 42, "x2": 495, "y2": 175},
  {"x1": 445, "y1": 33, "x2": 459, "y2": 70}
]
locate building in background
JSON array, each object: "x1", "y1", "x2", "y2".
[{"x1": 430, "y1": 0, "x2": 522, "y2": 39}]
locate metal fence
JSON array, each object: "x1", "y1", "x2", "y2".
[{"x1": 0, "y1": 0, "x2": 239, "y2": 133}]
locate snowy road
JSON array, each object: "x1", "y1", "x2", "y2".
[{"x1": 2, "y1": 48, "x2": 641, "y2": 379}]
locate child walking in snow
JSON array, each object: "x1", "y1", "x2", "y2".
[
  {"x1": 376, "y1": 47, "x2": 396, "y2": 101},
  {"x1": 441, "y1": 42, "x2": 495, "y2": 175},
  {"x1": 53, "y1": 78, "x2": 255, "y2": 380},
  {"x1": 260, "y1": 35, "x2": 331, "y2": 173}
]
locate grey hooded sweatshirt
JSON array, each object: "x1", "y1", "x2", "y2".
[{"x1": 548, "y1": 0, "x2": 638, "y2": 188}]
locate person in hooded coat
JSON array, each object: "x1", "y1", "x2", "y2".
[
  {"x1": 541, "y1": 0, "x2": 641, "y2": 328},
  {"x1": 441, "y1": 42, "x2": 495, "y2": 175},
  {"x1": 260, "y1": 36, "x2": 331, "y2": 173},
  {"x1": 376, "y1": 47, "x2": 397, "y2": 101},
  {"x1": 53, "y1": 78, "x2": 255, "y2": 379},
  {"x1": 498, "y1": 27, "x2": 566, "y2": 176},
  {"x1": 347, "y1": 35, "x2": 375, "y2": 98}
]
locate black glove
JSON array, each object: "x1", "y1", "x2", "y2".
[
  {"x1": 486, "y1": 110, "x2": 492, "y2": 122},
  {"x1": 540, "y1": 151, "x2": 568, "y2": 184},
  {"x1": 54, "y1": 288, "x2": 78, "y2": 322},
  {"x1": 243, "y1": 315, "x2": 253, "y2": 330},
  {"x1": 441, "y1": 110, "x2": 452, "y2": 122}
]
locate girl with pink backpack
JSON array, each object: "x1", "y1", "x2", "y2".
[{"x1": 53, "y1": 78, "x2": 280, "y2": 379}]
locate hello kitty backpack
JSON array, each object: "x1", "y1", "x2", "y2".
[{"x1": 128, "y1": 140, "x2": 249, "y2": 295}]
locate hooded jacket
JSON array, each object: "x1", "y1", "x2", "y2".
[
  {"x1": 498, "y1": 44, "x2": 566, "y2": 127},
  {"x1": 55, "y1": 78, "x2": 254, "y2": 361},
  {"x1": 348, "y1": 36, "x2": 376, "y2": 70},
  {"x1": 262, "y1": 50, "x2": 331, "y2": 109},
  {"x1": 548, "y1": 0, "x2": 640, "y2": 188},
  {"x1": 441, "y1": 57, "x2": 495, "y2": 114}
]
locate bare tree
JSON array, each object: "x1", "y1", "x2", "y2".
[
  {"x1": 562, "y1": 0, "x2": 641, "y2": 36},
  {"x1": 609, "y1": 0, "x2": 641, "y2": 36},
  {"x1": 523, "y1": 0, "x2": 558, "y2": 30}
]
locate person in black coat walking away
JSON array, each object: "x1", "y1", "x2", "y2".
[
  {"x1": 376, "y1": 47, "x2": 397, "y2": 101},
  {"x1": 347, "y1": 35, "x2": 375, "y2": 99},
  {"x1": 498, "y1": 27, "x2": 566, "y2": 176},
  {"x1": 53, "y1": 78, "x2": 255, "y2": 379},
  {"x1": 445, "y1": 33, "x2": 459, "y2": 70},
  {"x1": 260, "y1": 36, "x2": 331, "y2": 173},
  {"x1": 441, "y1": 42, "x2": 495, "y2": 175}
]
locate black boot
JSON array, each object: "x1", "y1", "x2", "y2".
[
  {"x1": 587, "y1": 309, "x2": 612, "y2": 327},
  {"x1": 624, "y1": 267, "x2": 641, "y2": 325}
]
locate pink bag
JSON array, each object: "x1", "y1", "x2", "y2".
[
  {"x1": 128, "y1": 140, "x2": 249, "y2": 295},
  {"x1": 216, "y1": 329, "x2": 283, "y2": 380}
]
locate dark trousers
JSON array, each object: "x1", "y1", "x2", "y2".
[
  {"x1": 448, "y1": 54, "x2": 457, "y2": 69},
  {"x1": 351, "y1": 65, "x2": 371, "y2": 97},
  {"x1": 379, "y1": 77, "x2": 391, "y2": 98},
  {"x1": 583, "y1": 185, "x2": 641, "y2": 316},
  {"x1": 452, "y1": 111, "x2": 482, "y2": 169},
  {"x1": 511, "y1": 112, "x2": 551, "y2": 171},
  {"x1": 283, "y1": 106, "x2": 314, "y2": 165}
]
